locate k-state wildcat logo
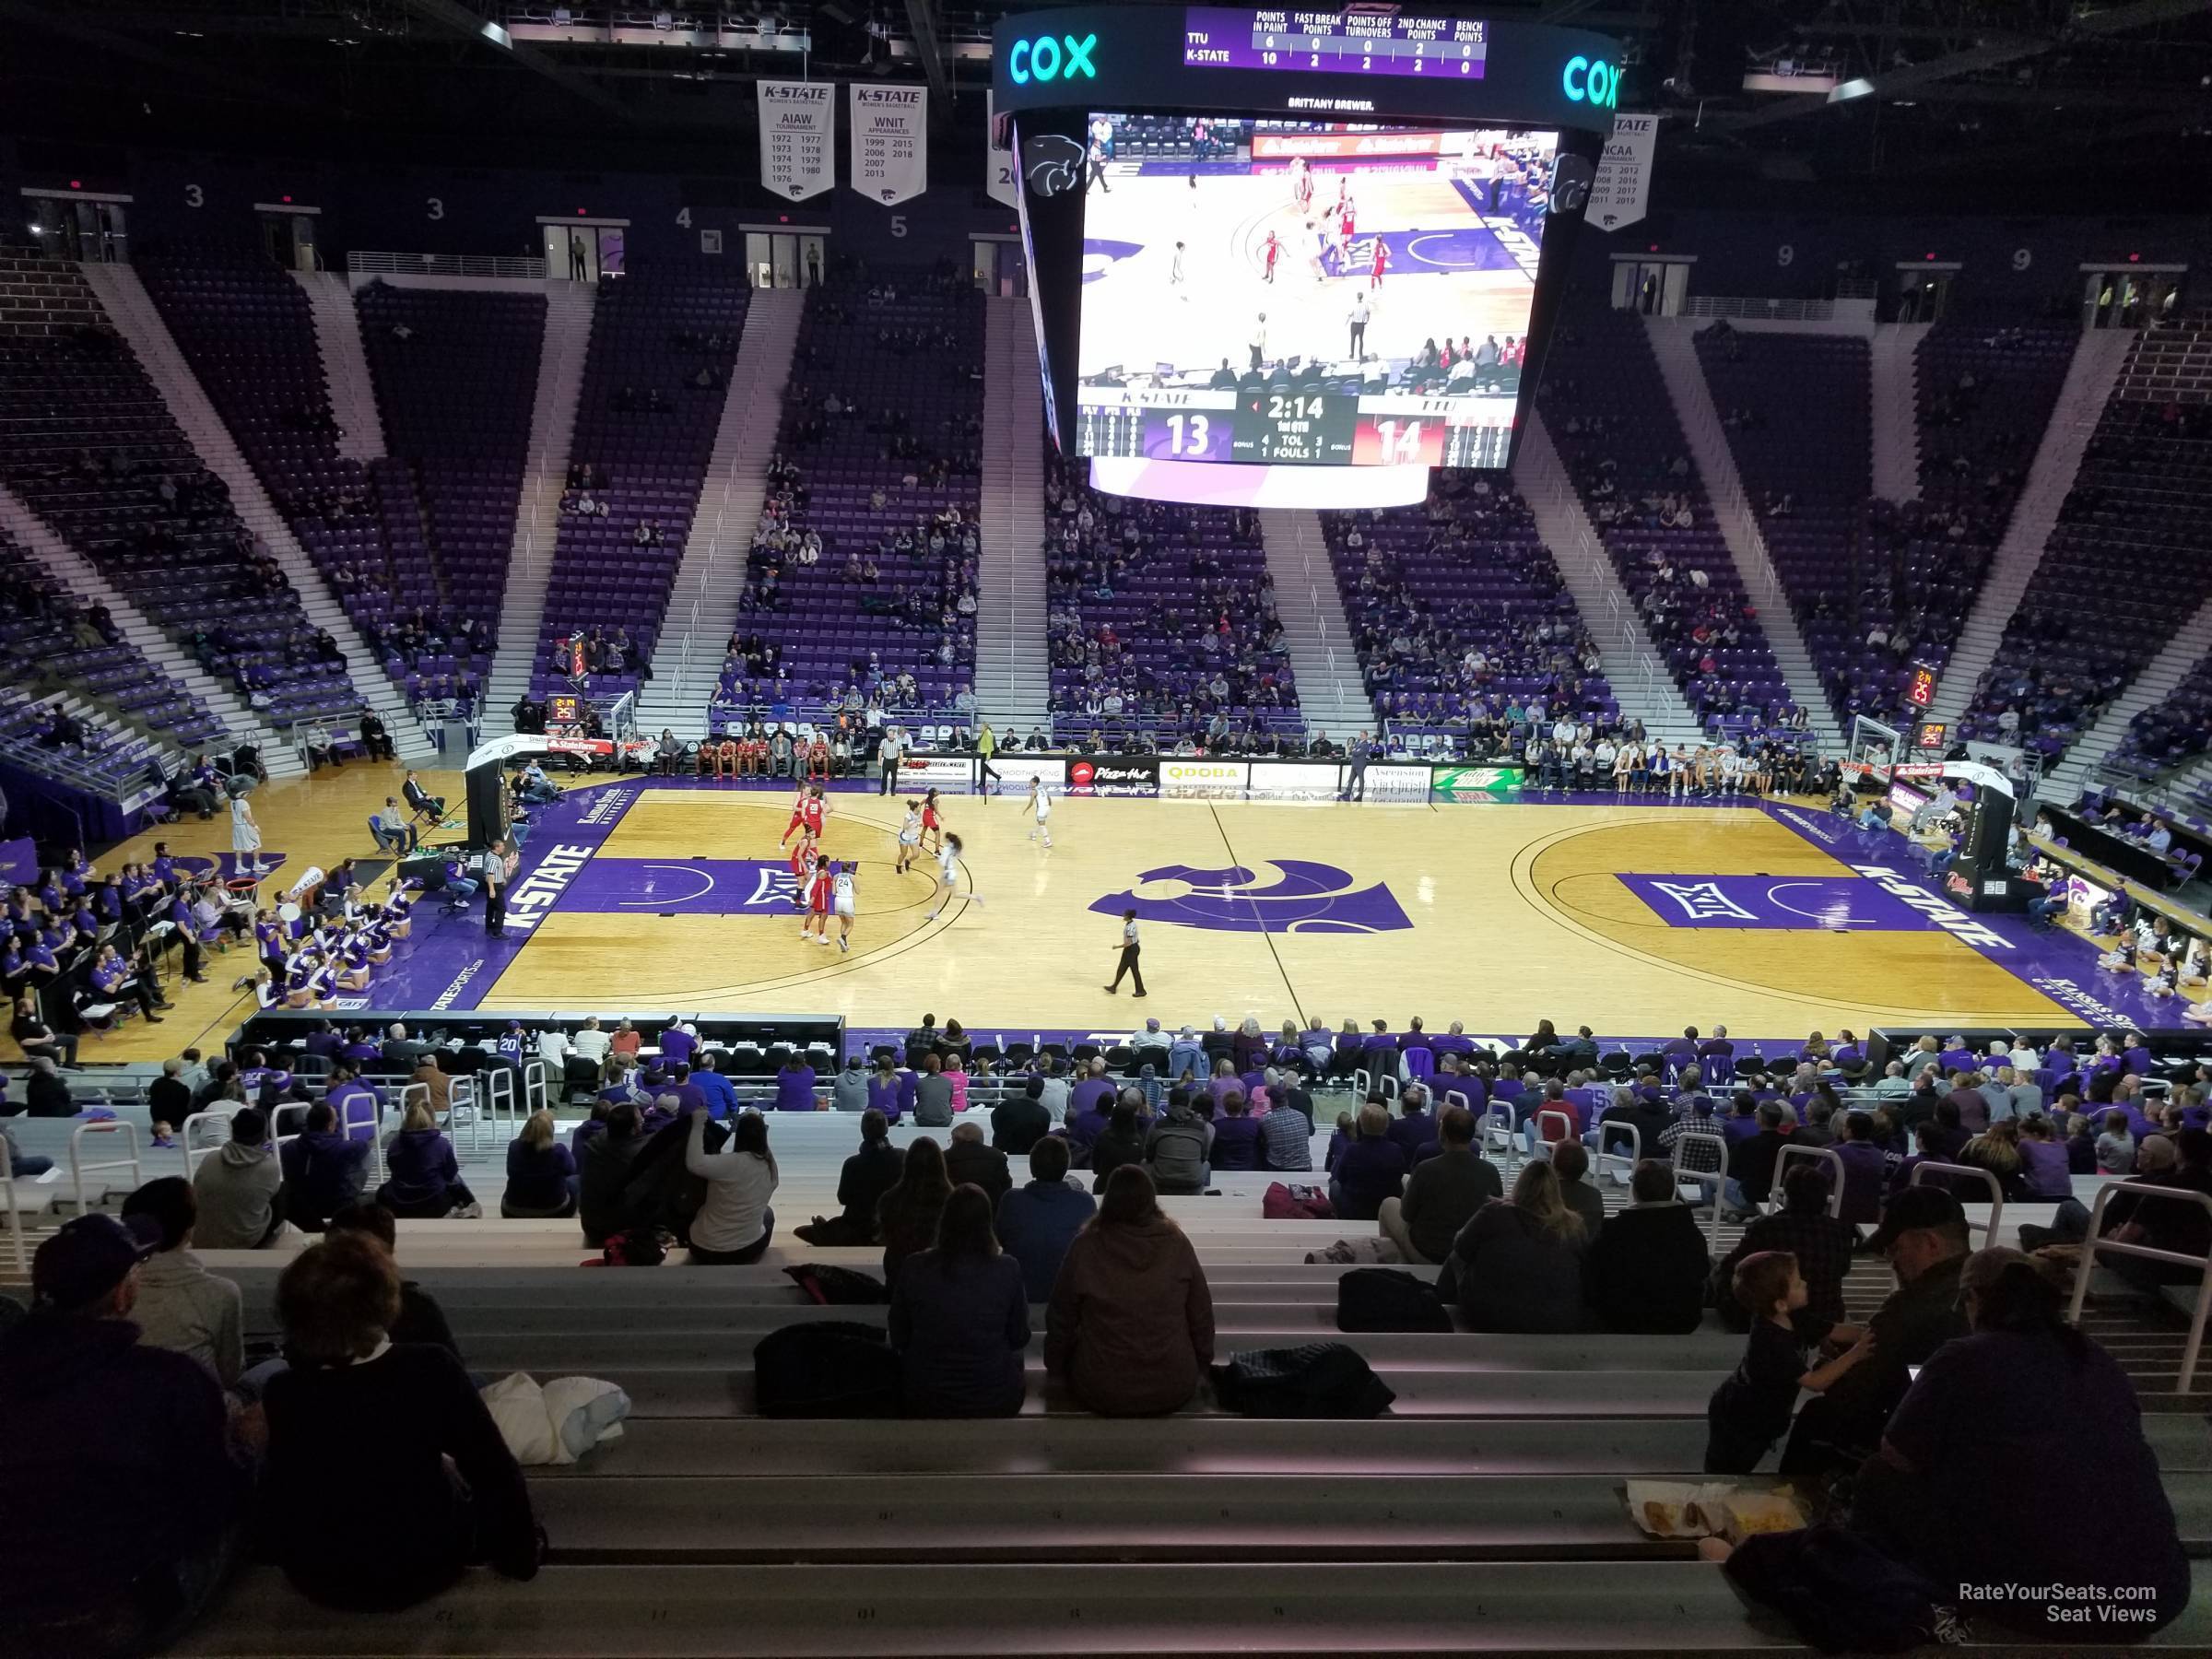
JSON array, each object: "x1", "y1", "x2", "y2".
[{"x1": 1089, "y1": 860, "x2": 1412, "y2": 935}]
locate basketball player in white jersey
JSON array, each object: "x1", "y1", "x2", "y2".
[
  {"x1": 831, "y1": 860, "x2": 858, "y2": 953},
  {"x1": 895, "y1": 800, "x2": 923, "y2": 875},
  {"x1": 924, "y1": 832, "x2": 982, "y2": 923},
  {"x1": 1027, "y1": 775, "x2": 1054, "y2": 848}
]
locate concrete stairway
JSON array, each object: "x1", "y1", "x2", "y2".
[
  {"x1": 2052, "y1": 592, "x2": 2212, "y2": 796},
  {"x1": 0, "y1": 482, "x2": 288, "y2": 771},
  {"x1": 1868, "y1": 321, "x2": 1930, "y2": 502},
  {"x1": 1255, "y1": 509, "x2": 1374, "y2": 742},
  {"x1": 975, "y1": 296, "x2": 1051, "y2": 736},
  {"x1": 291, "y1": 270, "x2": 385, "y2": 463},
  {"x1": 1514, "y1": 411, "x2": 1703, "y2": 750},
  {"x1": 72, "y1": 262, "x2": 434, "y2": 766},
  {"x1": 486, "y1": 283, "x2": 595, "y2": 729},
  {"x1": 1925, "y1": 326, "x2": 2137, "y2": 728},
  {"x1": 635, "y1": 289, "x2": 805, "y2": 742},
  {"x1": 1642, "y1": 317, "x2": 1846, "y2": 753}
]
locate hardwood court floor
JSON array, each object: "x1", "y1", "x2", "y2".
[
  {"x1": 31, "y1": 770, "x2": 2076, "y2": 1062},
  {"x1": 482, "y1": 784, "x2": 2068, "y2": 1036}
]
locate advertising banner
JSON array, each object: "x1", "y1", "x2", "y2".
[
  {"x1": 1359, "y1": 763, "x2": 1434, "y2": 801},
  {"x1": 989, "y1": 756, "x2": 1067, "y2": 792},
  {"x1": 1159, "y1": 758, "x2": 1251, "y2": 799},
  {"x1": 1247, "y1": 760, "x2": 1343, "y2": 802},
  {"x1": 898, "y1": 753, "x2": 977, "y2": 794},
  {"x1": 1066, "y1": 756, "x2": 1159, "y2": 798},
  {"x1": 757, "y1": 80, "x2": 835, "y2": 201},
  {"x1": 1430, "y1": 764, "x2": 1524, "y2": 800},
  {"x1": 1587, "y1": 111, "x2": 1658, "y2": 232},
  {"x1": 849, "y1": 84, "x2": 928, "y2": 206}
]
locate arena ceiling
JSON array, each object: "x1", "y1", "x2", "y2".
[{"x1": 2, "y1": 0, "x2": 2207, "y2": 207}]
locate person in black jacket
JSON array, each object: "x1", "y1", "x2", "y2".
[
  {"x1": 23, "y1": 1054, "x2": 73, "y2": 1117},
  {"x1": 794, "y1": 1110, "x2": 904, "y2": 1246},
  {"x1": 1585, "y1": 1160, "x2": 1712, "y2": 1333},
  {"x1": 262, "y1": 1235, "x2": 539, "y2": 1608},
  {"x1": 148, "y1": 1057, "x2": 194, "y2": 1136},
  {"x1": 325, "y1": 1202, "x2": 462, "y2": 1359},
  {"x1": 945, "y1": 1122, "x2": 1013, "y2": 1205},
  {"x1": 992, "y1": 1077, "x2": 1053, "y2": 1154}
]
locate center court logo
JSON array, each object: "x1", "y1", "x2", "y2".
[{"x1": 1089, "y1": 860, "x2": 1411, "y2": 935}]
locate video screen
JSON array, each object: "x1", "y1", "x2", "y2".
[{"x1": 1074, "y1": 114, "x2": 1557, "y2": 469}]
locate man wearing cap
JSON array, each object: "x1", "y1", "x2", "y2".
[
  {"x1": 0, "y1": 1214, "x2": 252, "y2": 1654},
  {"x1": 1778, "y1": 1184, "x2": 1971, "y2": 1477}
]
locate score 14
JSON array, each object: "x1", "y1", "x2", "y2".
[{"x1": 1352, "y1": 417, "x2": 1442, "y2": 465}]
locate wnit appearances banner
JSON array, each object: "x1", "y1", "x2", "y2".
[
  {"x1": 759, "y1": 81, "x2": 835, "y2": 201},
  {"x1": 850, "y1": 84, "x2": 928, "y2": 206}
]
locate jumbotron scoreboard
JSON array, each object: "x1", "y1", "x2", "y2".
[{"x1": 994, "y1": 5, "x2": 1624, "y2": 505}]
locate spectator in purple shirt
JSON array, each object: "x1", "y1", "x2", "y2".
[
  {"x1": 660, "y1": 1022, "x2": 698, "y2": 1069},
  {"x1": 771, "y1": 1054, "x2": 818, "y2": 1112},
  {"x1": 1830, "y1": 1112, "x2": 1888, "y2": 1226},
  {"x1": 1066, "y1": 1058, "x2": 1116, "y2": 1124},
  {"x1": 1385, "y1": 1085, "x2": 1436, "y2": 1163},
  {"x1": 1209, "y1": 1091, "x2": 1263, "y2": 1171},
  {"x1": 1329, "y1": 1103, "x2": 1409, "y2": 1221}
]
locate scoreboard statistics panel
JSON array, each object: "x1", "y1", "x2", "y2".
[
  {"x1": 1078, "y1": 386, "x2": 1509, "y2": 467},
  {"x1": 1182, "y1": 8, "x2": 1488, "y2": 79}
]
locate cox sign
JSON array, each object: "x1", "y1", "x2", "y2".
[
  {"x1": 1008, "y1": 31, "x2": 1098, "y2": 84},
  {"x1": 1562, "y1": 54, "x2": 1619, "y2": 110}
]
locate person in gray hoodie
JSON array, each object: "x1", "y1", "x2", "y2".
[
  {"x1": 191, "y1": 1108, "x2": 286, "y2": 1249},
  {"x1": 120, "y1": 1177, "x2": 244, "y2": 1387},
  {"x1": 831, "y1": 1054, "x2": 871, "y2": 1114},
  {"x1": 1143, "y1": 1088, "x2": 1213, "y2": 1195}
]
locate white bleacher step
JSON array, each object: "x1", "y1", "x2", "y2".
[
  {"x1": 529, "y1": 1472, "x2": 1770, "y2": 1564},
  {"x1": 562, "y1": 1364, "x2": 1724, "y2": 1420},
  {"x1": 525, "y1": 1408, "x2": 2212, "y2": 1481},
  {"x1": 172, "y1": 1559, "x2": 2212, "y2": 1657}
]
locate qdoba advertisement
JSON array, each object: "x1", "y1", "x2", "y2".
[{"x1": 1159, "y1": 759, "x2": 1249, "y2": 799}]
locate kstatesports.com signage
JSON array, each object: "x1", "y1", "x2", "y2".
[
  {"x1": 1066, "y1": 756, "x2": 1158, "y2": 797},
  {"x1": 1430, "y1": 764, "x2": 1524, "y2": 800}
]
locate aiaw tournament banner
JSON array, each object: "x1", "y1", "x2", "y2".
[
  {"x1": 850, "y1": 85, "x2": 928, "y2": 206},
  {"x1": 759, "y1": 80, "x2": 835, "y2": 201}
]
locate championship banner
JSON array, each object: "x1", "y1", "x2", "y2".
[
  {"x1": 758, "y1": 80, "x2": 835, "y2": 201},
  {"x1": 849, "y1": 84, "x2": 928, "y2": 206},
  {"x1": 1587, "y1": 112, "x2": 1658, "y2": 232},
  {"x1": 986, "y1": 91, "x2": 1018, "y2": 208}
]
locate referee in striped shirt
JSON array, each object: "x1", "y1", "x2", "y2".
[{"x1": 1103, "y1": 908, "x2": 1146, "y2": 997}]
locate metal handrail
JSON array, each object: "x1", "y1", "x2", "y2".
[
  {"x1": 2065, "y1": 1182, "x2": 2212, "y2": 1394},
  {"x1": 1908, "y1": 1159, "x2": 2007, "y2": 1242},
  {"x1": 1670, "y1": 1130, "x2": 1733, "y2": 1250},
  {"x1": 347, "y1": 251, "x2": 548, "y2": 279},
  {"x1": 1769, "y1": 1143, "x2": 1846, "y2": 1218}
]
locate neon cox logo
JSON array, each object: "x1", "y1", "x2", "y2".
[
  {"x1": 1008, "y1": 31, "x2": 1098, "y2": 84},
  {"x1": 1562, "y1": 54, "x2": 1619, "y2": 110}
]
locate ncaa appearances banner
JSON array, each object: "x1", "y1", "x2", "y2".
[
  {"x1": 1588, "y1": 112, "x2": 1659, "y2": 232},
  {"x1": 1066, "y1": 757, "x2": 1157, "y2": 798},
  {"x1": 758, "y1": 81, "x2": 835, "y2": 201},
  {"x1": 849, "y1": 84, "x2": 928, "y2": 206},
  {"x1": 1430, "y1": 764, "x2": 1523, "y2": 801},
  {"x1": 985, "y1": 91, "x2": 1018, "y2": 208},
  {"x1": 1159, "y1": 758, "x2": 1249, "y2": 800}
]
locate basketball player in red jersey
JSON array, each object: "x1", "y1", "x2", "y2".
[
  {"x1": 801, "y1": 851, "x2": 835, "y2": 945},
  {"x1": 1262, "y1": 229, "x2": 1279, "y2": 284},
  {"x1": 919, "y1": 787, "x2": 945, "y2": 855},
  {"x1": 1370, "y1": 237, "x2": 1390, "y2": 290},
  {"x1": 782, "y1": 782, "x2": 829, "y2": 849}
]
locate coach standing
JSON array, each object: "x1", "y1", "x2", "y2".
[
  {"x1": 1103, "y1": 909, "x2": 1146, "y2": 998},
  {"x1": 1341, "y1": 732, "x2": 1372, "y2": 802},
  {"x1": 878, "y1": 724, "x2": 902, "y2": 796},
  {"x1": 1347, "y1": 293, "x2": 1371, "y2": 362}
]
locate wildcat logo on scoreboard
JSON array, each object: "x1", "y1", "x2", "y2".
[{"x1": 1090, "y1": 860, "x2": 1412, "y2": 935}]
